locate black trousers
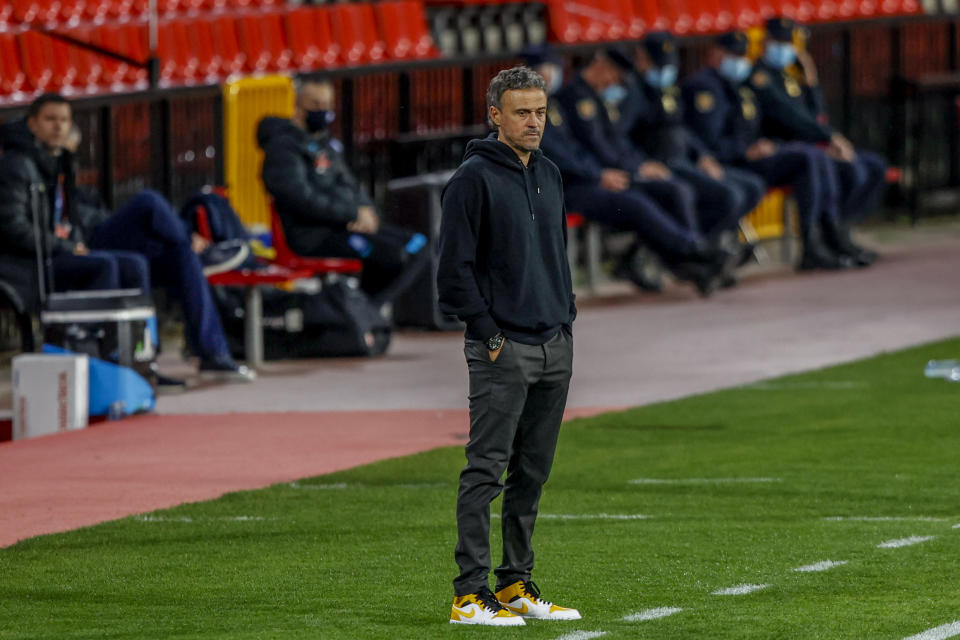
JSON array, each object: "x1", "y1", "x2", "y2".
[{"x1": 454, "y1": 329, "x2": 573, "y2": 596}]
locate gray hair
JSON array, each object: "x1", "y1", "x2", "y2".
[{"x1": 485, "y1": 65, "x2": 547, "y2": 129}]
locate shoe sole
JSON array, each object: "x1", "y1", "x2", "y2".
[
  {"x1": 197, "y1": 370, "x2": 256, "y2": 383},
  {"x1": 449, "y1": 619, "x2": 526, "y2": 626},
  {"x1": 202, "y1": 244, "x2": 250, "y2": 277}
]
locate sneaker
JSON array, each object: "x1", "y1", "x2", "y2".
[
  {"x1": 450, "y1": 588, "x2": 526, "y2": 626},
  {"x1": 200, "y1": 239, "x2": 250, "y2": 277},
  {"x1": 495, "y1": 580, "x2": 581, "y2": 621},
  {"x1": 198, "y1": 356, "x2": 257, "y2": 383}
]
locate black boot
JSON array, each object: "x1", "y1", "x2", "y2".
[
  {"x1": 798, "y1": 222, "x2": 850, "y2": 271},
  {"x1": 614, "y1": 243, "x2": 664, "y2": 292},
  {"x1": 821, "y1": 216, "x2": 878, "y2": 267}
]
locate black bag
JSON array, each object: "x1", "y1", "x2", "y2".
[{"x1": 215, "y1": 276, "x2": 392, "y2": 359}]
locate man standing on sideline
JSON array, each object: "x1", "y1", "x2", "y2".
[{"x1": 438, "y1": 67, "x2": 581, "y2": 627}]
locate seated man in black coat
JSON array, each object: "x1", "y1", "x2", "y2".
[{"x1": 257, "y1": 78, "x2": 427, "y2": 304}]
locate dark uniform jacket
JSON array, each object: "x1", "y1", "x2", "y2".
[
  {"x1": 257, "y1": 116, "x2": 374, "y2": 255},
  {"x1": 747, "y1": 59, "x2": 833, "y2": 144},
  {"x1": 539, "y1": 100, "x2": 605, "y2": 188},
  {"x1": 624, "y1": 74, "x2": 709, "y2": 164},
  {"x1": 553, "y1": 75, "x2": 648, "y2": 175},
  {"x1": 681, "y1": 67, "x2": 763, "y2": 164},
  {"x1": 0, "y1": 119, "x2": 84, "y2": 257},
  {"x1": 438, "y1": 135, "x2": 575, "y2": 344}
]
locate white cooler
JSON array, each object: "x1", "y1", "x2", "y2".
[{"x1": 12, "y1": 353, "x2": 89, "y2": 440}]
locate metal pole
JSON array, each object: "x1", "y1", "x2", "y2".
[{"x1": 148, "y1": 0, "x2": 159, "y2": 88}]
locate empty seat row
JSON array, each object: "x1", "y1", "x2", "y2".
[
  {"x1": 546, "y1": 0, "x2": 922, "y2": 43},
  {"x1": 1, "y1": 0, "x2": 282, "y2": 28},
  {"x1": 0, "y1": 2, "x2": 436, "y2": 100}
]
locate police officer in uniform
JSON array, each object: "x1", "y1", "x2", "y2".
[
  {"x1": 524, "y1": 48, "x2": 730, "y2": 296},
  {"x1": 553, "y1": 49, "x2": 702, "y2": 237},
  {"x1": 682, "y1": 32, "x2": 849, "y2": 270},
  {"x1": 624, "y1": 32, "x2": 765, "y2": 245},
  {"x1": 749, "y1": 17, "x2": 877, "y2": 264}
]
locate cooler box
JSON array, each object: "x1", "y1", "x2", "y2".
[
  {"x1": 12, "y1": 353, "x2": 89, "y2": 440},
  {"x1": 41, "y1": 289, "x2": 157, "y2": 384}
]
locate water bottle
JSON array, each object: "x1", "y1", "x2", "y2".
[{"x1": 924, "y1": 359, "x2": 960, "y2": 380}]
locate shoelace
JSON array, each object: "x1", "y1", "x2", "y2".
[
  {"x1": 520, "y1": 580, "x2": 552, "y2": 605},
  {"x1": 476, "y1": 588, "x2": 505, "y2": 613}
]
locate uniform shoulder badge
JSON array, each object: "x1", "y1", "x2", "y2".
[
  {"x1": 606, "y1": 104, "x2": 620, "y2": 123},
  {"x1": 784, "y1": 77, "x2": 802, "y2": 98},
  {"x1": 661, "y1": 93, "x2": 678, "y2": 114},
  {"x1": 548, "y1": 105, "x2": 563, "y2": 127},
  {"x1": 576, "y1": 98, "x2": 597, "y2": 120},
  {"x1": 751, "y1": 70, "x2": 769, "y2": 88},
  {"x1": 695, "y1": 91, "x2": 715, "y2": 113}
]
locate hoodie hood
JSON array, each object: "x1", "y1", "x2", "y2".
[
  {"x1": 256, "y1": 116, "x2": 307, "y2": 151},
  {"x1": 0, "y1": 118, "x2": 64, "y2": 181},
  {"x1": 463, "y1": 133, "x2": 543, "y2": 171},
  {"x1": 0, "y1": 118, "x2": 39, "y2": 155}
]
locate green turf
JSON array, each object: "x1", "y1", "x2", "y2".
[{"x1": 3, "y1": 338, "x2": 960, "y2": 639}]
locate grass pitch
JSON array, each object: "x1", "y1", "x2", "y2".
[{"x1": 3, "y1": 338, "x2": 960, "y2": 639}]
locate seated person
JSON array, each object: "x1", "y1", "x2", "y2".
[
  {"x1": 626, "y1": 33, "x2": 764, "y2": 247},
  {"x1": 682, "y1": 32, "x2": 868, "y2": 270},
  {"x1": 0, "y1": 93, "x2": 253, "y2": 382},
  {"x1": 527, "y1": 48, "x2": 734, "y2": 297},
  {"x1": 748, "y1": 17, "x2": 879, "y2": 264},
  {"x1": 257, "y1": 77, "x2": 427, "y2": 305}
]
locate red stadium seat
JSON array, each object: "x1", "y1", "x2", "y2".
[
  {"x1": 209, "y1": 15, "x2": 247, "y2": 76},
  {"x1": 187, "y1": 18, "x2": 222, "y2": 80},
  {"x1": 64, "y1": 27, "x2": 104, "y2": 92},
  {"x1": 47, "y1": 36, "x2": 79, "y2": 92},
  {"x1": 329, "y1": 3, "x2": 386, "y2": 65},
  {"x1": 375, "y1": 1, "x2": 436, "y2": 60},
  {"x1": 13, "y1": 0, "x2": 60, "y2": 24},
  {"x1": 91, "y1": 22, "x2": 148, "y2": 88},
  {"x1": 284, "y1": 7, "x2": 325, "y2": 70},
  {"x1": 157, "y1": 18, "x2": 198, "y2": 85},
  {"x1": 0, "y1": 3, "x2": 13, "y2": 25},
  {"x1": 269, "y1": 204, "x2": 363, "y2": 277},
  {"x1": 236, "y1": 13, "x2": 293, "y2": 72},
  {"x1": 81, "y1": 0, "x2": 112, "y2": 22},
  {"x1": 546, "y1": 0, "x2": 584, "y2": 43},
  {"x1": 17, "y1": 32, "x2": 57, "y2": 92},
  {"x1": 0, "y1": 33, "x2": 28, "y2": 98},
  {"x1": 724, "y1": 0, "x2": 761, "y2": 28}
]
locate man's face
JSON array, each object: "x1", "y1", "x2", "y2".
[
  {"x1": 491, "y1": 88, "x2": 547, "y2": 154},
  {"x1": 297, "y1": 82, "x2": 335, "y2": 115},
  {"x1": 28, "y1": 102, "x2": 72, "y2": 152}
]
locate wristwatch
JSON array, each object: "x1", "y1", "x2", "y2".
[{"x1": 486, "y1": 332, "x2": 505, "y2": 351}]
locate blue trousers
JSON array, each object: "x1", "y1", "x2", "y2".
[
  {"x1": 88, "y1": 189, "x2": 230, "y2": 362},
  {"x1": 564, "y1": 183, "x2": 703, "y2": 260},
  {"x1": 53, "y1": 250, "x2": 150, "y2": 292},
  {"x1": 833, "y1": 150, "x2": 887, "y2": 222},
  {"x1": 669, "y1": 160, "x2": 766, "y2": 239}
]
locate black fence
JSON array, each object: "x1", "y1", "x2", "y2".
[{"x1": 2, "y1": 14, "x2": 960, "y2": 217}]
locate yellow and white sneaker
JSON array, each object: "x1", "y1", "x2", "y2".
[
  {"x1": 450, "y1": 588, "x2": 526, "y2": 626},
  {"x1": 496, "y1": 580, "x2": 581, "y2": 620}
]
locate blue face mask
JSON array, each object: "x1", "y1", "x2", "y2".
[
  {"x1": 644, "y1": 64, "x2": 678, "y2": 89},
  {"x1": 719, "y1": 55, "x2": 752, "y2": 84},
  {"x1": 601, "y1": 84, "x2": 627, "y2": 104},
  {"x1": 764, "y1": 42, "x2": 796, "y2": 69}
]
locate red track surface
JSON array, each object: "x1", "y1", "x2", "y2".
[{"x1": 0, "y1": 407, "x2": 611, "y2": 547}]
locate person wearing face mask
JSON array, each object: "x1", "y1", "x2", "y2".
[
  {"x1": 257, "y1": 77, "x2": 428, "y2": 304},
  {"x1": 682, "y1": 31, "x2": 857, "y2": 271},
  {"x1": 524, "y1": 47, "x2": 733, "y2": 296},
  {"x1": 553, "y1": 49, "x2": 706, "y2": 244},
  {"x1": 747, "y1": 17, "x2": 879, "y2": 266},
  {"x1": 624, "y1": 32, "x2": 764, "y2": 273}
]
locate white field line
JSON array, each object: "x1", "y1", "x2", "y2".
[
  {"x1": 903, "y1": 621, "x2": 960, "y2": 640},
  {"x1": 289, "y1": 482, "x2": 348, "y2": 490},
  {"x1": 135, "y1": 515, "x2": 269, "y2": 523},
  {"x1": 630, "y1": 477, "x2": 781, "y2": 485},
  {"x1": 712, "y1": 584, "x2": 770, "y2": 596},
  {"x1": 552, "y1": 632, "x2": 607, "y2": 640},
  {"x1": 825, "y1": 516, "x2": 952, "y2": 522},
  {"x1": 742, "y1": 381, "x2": 867, "y2": 390},
  {"x1": 491, "y1": 513, "x2": 651, "y2": 521},
  {"x1": 877, "y1": 535, "x2": 936, "y2": 549},
  {"x1": 953, "y1": 524, "x2": 960, "y2": 529},
  {"x1": 623, "y1": 607, "x2": 683, "y2": 621},
  {"x1": 793, "y1": 560, "x2": 849, "y2": 573}
]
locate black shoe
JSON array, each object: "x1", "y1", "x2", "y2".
[
  {"x1": 614, "y1": 244, "x2": 663, "y2": 292},
  {"x1": 668, "y1": 260, "x2": 720, "y2": 297},
  {"x1": 735, "y1": 242, "x2": 758, "y2": 268},
  {"x1": 200, "y1": 239, "x2": 250, "y2": 276},
  {"x1": 198, "y1": 355, "x2": 257, "y2": 383},
  {"x1": 798, "y1": 242, "x2": 851, "y2": 271},
  {"x1": 720, "y1": 272, "x2": 739, "y2": 289}
]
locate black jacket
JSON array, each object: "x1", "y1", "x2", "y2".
[
  {"x1": 437, "y1": 135, "x2": 575, "y2": 345},
  {"x1": 0, "y1": 119, "x2": 81, "y2": 257},
  {"x1": 681, "y1": 67, "x2": 763, "y2": 164},
  {"x1": 747, "y1": 60, "x2": 833, "y2": 144},
  {"x1": 257, "y1": 117, "x2": 374, "y2": 255}
]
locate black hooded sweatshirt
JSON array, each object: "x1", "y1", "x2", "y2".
[{"x1": 438, "y1": 135, "x2": 575, "y2": 345}]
